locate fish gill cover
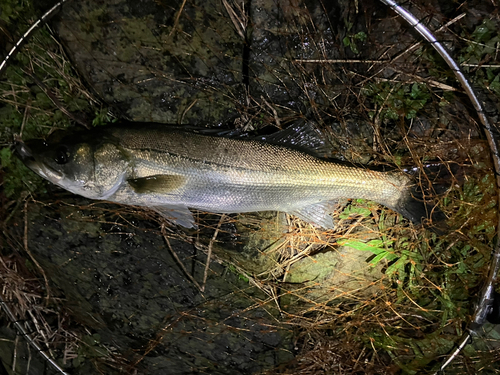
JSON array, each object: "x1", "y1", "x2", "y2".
[{"x1": 0, "y1": 0, "x2": 499, "y2": 374}]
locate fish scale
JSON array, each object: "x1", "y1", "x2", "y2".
[{"x1": 123, "y1": 141, "x2": 386, "y2": 210}]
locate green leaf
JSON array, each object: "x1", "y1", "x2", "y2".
[
  {"x1": 338, "y1": 239, "x2": 385, "y2": 253},
  {"x1": 338, "y1": 238, "x2": 395, "y2": 267},
  {"x1": 386, "y1": 254, "x2": 408, "y2": 277},
  {"x1": 371, "y1": 251, "x2": 397, "y2": 265},
  {"x1": 354, "y1": 32, "x2": 367, "y2": 42},
  {"x1": 339, "y1": 204, "x2": 372, "y2": 219}
]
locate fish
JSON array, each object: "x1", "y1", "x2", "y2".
[{"x1": 15, "y1": 122, "x2": 437, "y2": 229}]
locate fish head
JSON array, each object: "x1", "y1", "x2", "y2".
[{"x1": 16, "y1": 129, "x2": 129, "y2": 200}]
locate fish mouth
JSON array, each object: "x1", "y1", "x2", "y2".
[
  {"x1": 15, "y1": 139, "x2": 64, "y2": 182},
  {"x1": 15, "y1": 138, "x2": 35, "y2": 161}
]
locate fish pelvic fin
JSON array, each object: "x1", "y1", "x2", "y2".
[
  {"x1": 152, "y1": 204, "x2": 197, "y2": 229},
  {"x1": 290, "y1": 200, "x2": 339, "y2": 229},
  {"x1": 128, "y1": 174, "x2": 186, "y2": 194}
]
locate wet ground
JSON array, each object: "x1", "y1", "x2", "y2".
[{"x1": 13, "y1": 202, "x2": 295, "y2": 374}]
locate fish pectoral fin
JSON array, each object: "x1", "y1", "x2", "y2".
[
  {"x1": 290, "y1": 200, "x2": 339, "y2": 229},
  {"x1": 127, "y1": 174, "x2": 186, "y2": 194},
  {"x1": 151, "y1": 204, "x2": 197, "y2": 229}
]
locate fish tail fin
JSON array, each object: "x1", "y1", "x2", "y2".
[
  {"x1": 391, "y1": 168, "x2": 449, "y2": 233},
  {"x1": 395, "y1": 189, "x2": 447, "y2": 232},
  {"x1": 399, "y1": 161, "x2": 473, "y2": 233}
]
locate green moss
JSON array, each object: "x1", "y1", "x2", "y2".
[{"x1": 0, "y1": 146, "x2": 45, "y2": 198}]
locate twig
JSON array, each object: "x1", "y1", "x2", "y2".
[
  {"x1": 295, "y1": 59, "x2": 387, "y2": 64},
  {"x1": 13, "y1": 335, "x2": 18, "y2": 373},
  {"x1": 20, "y1": 103, "x2": 30, "y2": 137},
  {"x1": 129, "y1": 314, "x2": 184, "y2": 370},
  {"x1": 168, "y1": 0, "x2": 188, "y2": 38},
  {"x1": 201, "y1": 214, "x2": 225, "y2": 292},
  {"x1": 161, "y1": 224, "x2": 203, "y2": 293},
  {"x1": 179, "y1": 99, "x2": 198, "y2": 124},
  {"x1": 261, "y1": 96, "x2": 281, "y2": 129},
  {"x1": 462, "y1": 63, "x2": 500, "y2": 68},
  {"x1": 222, "y1": 0, "x2": 248, "y2": 40}
]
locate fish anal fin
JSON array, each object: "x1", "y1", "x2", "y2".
[
  {"x1": 128, "y1": 174, "x2": 186, "y2": 194},
  {"x1": 290, "y1": 200, "x2": 339, "y2": 229},
  {"x1": 152, "y1": 204, "x2": 197, "y2": 229}
]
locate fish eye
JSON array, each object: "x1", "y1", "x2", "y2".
[{"x1": 54, "y1": 146, "x2": 70, "y2": 164}]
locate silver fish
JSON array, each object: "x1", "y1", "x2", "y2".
[{"x1": 16, "y1": 122, "x2": 432, "y2": 229}]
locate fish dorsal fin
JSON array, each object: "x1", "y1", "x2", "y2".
[
  {"x1": 151, "y1": 204, "x2": 197, "y2": 229},
  {"x1": 127, "y1": 174, "x2": 186, "y2": 194},
  {"x1": 259, "y1": 120, "x2": 333, "y2": 158},
  {"x1": 289, "y1": 200, "x2": 340, "y2": 229}
]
